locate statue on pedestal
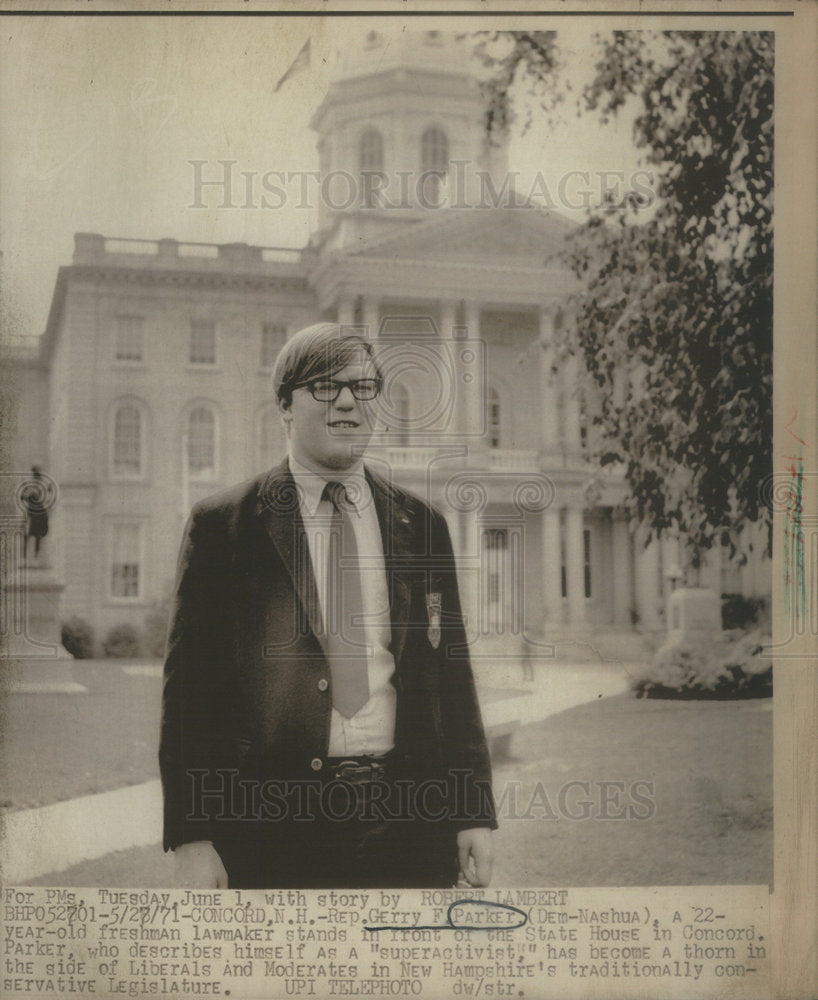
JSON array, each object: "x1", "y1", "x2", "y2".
[{"x1": 20, "y1": 465, "x2": 53, "y2": 566}]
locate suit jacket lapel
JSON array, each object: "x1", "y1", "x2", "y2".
[
  {"x1": 367, "y1": 467, "x2": 413, "y2": 668},
  {"x1": 255, "y1": 460, "x2": 326, "y2": 655},
  {"x1": 256, "y1": 460, "x2": 414, "y2": 667}
]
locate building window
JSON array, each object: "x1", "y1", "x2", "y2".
[
  {"x1": 189, "y1": 320, "x2": 216, "y2": 365},
  {"x1": 110, "y1": 523, "x2": 142, "y2": 600},
  {"x1": 486, "y1": 387, "x2": 501, "y2": 448},
  {"x1": 421, "y1": 126, "x2": 449, "y2": 207},
  {"x1": 257, "y1": 404, "x2": 284, "y2": 470},
  {"x1": 187, "y1": 406, "x2": 216, "y2": 478},
  {"x1": 112, "y1": 402, "x2": 144, "y2": 478},
  {"x1": 261, "y1": 322, "x2": 287, "y2": 369},
  {"x1": 359, "y1": 128, "x2": 385, "y2": 208},
  {"x1": 115, "y1": 316, "x2": 144, "y2": 362}
]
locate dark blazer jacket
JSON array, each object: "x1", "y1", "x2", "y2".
[{"x1": 159, "y1": 459, "x2": 497, "y2": 851}]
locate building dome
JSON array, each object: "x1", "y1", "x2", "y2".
[
  {"x1": 330, "y1": 28, "x2": 473, "y2": 83},
  {"x1": 310, "y1": 29, "x2": 508, "y2": 247}
]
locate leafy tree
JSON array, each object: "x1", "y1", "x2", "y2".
[{"x1": 473, "y1": 31, "x2": 773, "y2": 562}]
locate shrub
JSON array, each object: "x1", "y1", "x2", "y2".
[
  {"x1": 721, "y1": 593, "x2": 766, "y2": 631},
  {"x1": 61, "y1": 617, "x2": 95, "y2": 659},
  {"x1": 632, "y1": 629, "x2": 772, "y2": 700},
  {"x1": 102, "y1": 623, "x2": 142, "y2": 659}
]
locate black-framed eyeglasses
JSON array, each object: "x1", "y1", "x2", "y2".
[{"x1": 293, "y1": 378, "x2": 382, "y2": 402}]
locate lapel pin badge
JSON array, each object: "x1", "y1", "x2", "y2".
[{"x1": 426, "y1": 591, "x2": 442, "y2": 649}]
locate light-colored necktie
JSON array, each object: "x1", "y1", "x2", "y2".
[{"x1": 322, "y1": 481, "x2": 370, "y2": 718}]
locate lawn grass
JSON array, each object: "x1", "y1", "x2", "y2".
[
  {"x1": 0, "y1": 662, "x2": 162, "y2": 810},
  {"x1": 20, "y1": 686, "x2": 772, "y2": 888},
  {"x1": 490, "y1": 693, "x2": 772, "y2": 886}
]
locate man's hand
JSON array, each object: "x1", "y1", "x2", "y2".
[
  {"x1": 174, "y1": 841, "x2": 229, "y2": 888},
  {"x1": 456, "y1": 828, "x2": 493, "y2": 887}
]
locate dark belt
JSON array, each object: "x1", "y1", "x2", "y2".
[{"x1": 325, "y1": 754, "x2": 391, "y2": 784}]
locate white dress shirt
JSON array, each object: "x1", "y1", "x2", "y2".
[{"x1": 288, "y1": 455, "x2": 397, "y2": 755}]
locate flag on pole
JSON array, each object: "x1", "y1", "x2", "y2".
[{"x1": 274, "y1": 38, "x2": 311, "y2": 93}]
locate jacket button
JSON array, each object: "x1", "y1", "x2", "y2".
[
  {"x1": 310, "y1": 758, "x2": 323, "y2": 771},
  {"x1": 317, "y1": 678, "x2": 329, "y2": 692}
]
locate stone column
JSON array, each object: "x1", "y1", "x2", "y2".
[
  {"x1": 563, "y1": 352, "x2": 582, "y2": 455},
  {"x1": 612, "y1": 516, "x2": 633, "y2": 627},
  {"x1": 542, "y1": 507, "x2": 563, "y2": 628},
  {"x1": 461, "y1": 302, "x2": 483, "y2": 444},
  {"x1": 439, "y1": 300, "x2": 458, "y2": 438},
  {"x1": 565, "y1": 506, "x2": 587, "y2": 629},
  {"x1": 337, "y1": 299, "x2": 355, "y2": 328},
  {"x1": 362, "y1": 297, "x2": 380, "y2": 340},
  {"x1": 539, "y1": 307, "x2": 560, "y2": 455},
  {"x1": 635, "y1": 528, "x2": 662, "y2": 631},
  {"x1": 459, "y1": 509, "x2": 481, "y2": 642}
]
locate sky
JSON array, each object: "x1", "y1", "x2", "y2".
[{"x1": 0, "y1": 16, "x2": 646, "y2": 340}]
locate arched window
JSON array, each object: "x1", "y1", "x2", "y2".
[
  {"x1": 187, "y1": 406, "x2": 217, "y2": 479},
  {"x1": 420, "y1": 126, "x2": 449, "y2": 207},
  {"x1": 359, "y1": 128, "x2": 385, "y2": 208},
  {"x1": 112, "y1": 401, "x2": 144, "y2": 478},
  {"x1": 486, "y1": 387, "x2": 501, "y2": 449},
  {"x1": 256, "y1": 404, "x2": 285, "y2": 471}
]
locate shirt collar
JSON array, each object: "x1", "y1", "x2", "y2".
[{"x1": 288, "y1": 454, "x2": 369, "y2": 517}]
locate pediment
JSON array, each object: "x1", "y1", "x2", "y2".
[{"x1": 343, "y1": 207, "x2": 576, "y2": 268}]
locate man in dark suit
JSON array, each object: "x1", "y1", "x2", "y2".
[{"x1": 160, "y1": 322, "x2": 496, "y2": 888}]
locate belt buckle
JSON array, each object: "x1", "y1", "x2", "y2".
[
  {"x1": 335, "y1": 758, "x2": 385, "y2": 784},
  {"x1": 335, "y1": 760, "x2": 367, "y2": 784}
]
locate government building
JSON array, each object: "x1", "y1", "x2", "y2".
[{"x1": 5, "y1": 30, "x2": 769, "y2": 657}]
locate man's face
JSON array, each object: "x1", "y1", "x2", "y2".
[{"x1": 280, "y1": 352, "x2": 378, "y2": 474}]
